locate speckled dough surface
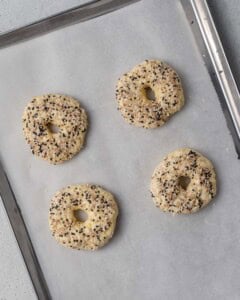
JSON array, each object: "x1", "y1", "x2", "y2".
[
  {"x1": 116, "y1": 60, "x2": 184, "y2": 128},
  {"x1": 22, "y1": 94, "x2": 88, "y2": 164},
  {"x1": 150, "y1": 148, "x2": 217, "y2": 214},
  {"x1": 49, "y1": 184, "x2": 119, "y2": 250}
]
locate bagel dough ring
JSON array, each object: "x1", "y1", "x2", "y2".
[
  {"x1": 49, "y1": 184, "x2": 119, "y2": 250},
  {"x1": 22, "y1": 94, "x2": 88, "y2": 164},
  {"x1": 150, "y1": 148, "x2": 217, "y2": 214},
  {"x1": 116, "y1": 60, "x2": 184, "y2": 128}
]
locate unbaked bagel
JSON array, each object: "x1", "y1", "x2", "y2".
[
  {"x1": 116, "y1": 60, "x2": 184, "y2": 128},
  {"x1": 49, "y1": 184, "x2": 118, "y2": 250},
  {"x1": 22, "y1": 94, "x2": 88, "y2": 164},
  {"x1": 150, "y1": 148, "x2": 217, "y2": 214}
]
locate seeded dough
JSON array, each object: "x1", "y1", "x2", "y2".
[
  {"x1": 116, "y1": 60, "x2": 184, "y2": 128},
  {"x1": 22, "y1": 94, "x2": 88, "y2": 164},
  {"x1": 150, "y1": 148, "x2": 217, "y2": 214},
  {"x1": 49, "y1": 184, "x2": 119, "y2": 250}
]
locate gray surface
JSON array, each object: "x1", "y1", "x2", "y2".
[
  {"x1": 208, "y1": 0, "x2": 240, "y2": 90},
  {"x1": 0, "y1": 0, "x2": 240, "y2": 299},
  {"x1": 0, "y1": 0, "x2": 87, "y2": 32},
  {"x1": 0, "y1": 199, "x2": 36, "y2": 300}
]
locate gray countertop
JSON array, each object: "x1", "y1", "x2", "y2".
[
  {"x1": 0, "y1": 1, "x2": 240, "y2": 299},
  {"x1": 208, "y1": 0, "x2": 240, "y2": 89}
]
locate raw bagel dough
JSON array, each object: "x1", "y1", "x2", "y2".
[
  {"x1": 116, "y1": 60, "x2": 184, "y2": 128},
  {"x1": 150, "y1": 148, "x2": 217, "y2": 214},
  {"x1": 22, "y1": 94, "x2": 88, "y2": 164},
  {"x1": 49, "y1": 184, "x2": 119, "y2": 250}
]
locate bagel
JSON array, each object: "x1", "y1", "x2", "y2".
[
  {"x1": 49, "y1": 184, "x2": 119, "y2": 250},
  {"x1": 150, "y1": 148, "x2": 217, "y2": 214},
  {"x1": 116, "y1": 60, "x2": 184, "y2": 128},
  {"x1": 22, "y1": 94, "x2": 88, "y2": 164}
]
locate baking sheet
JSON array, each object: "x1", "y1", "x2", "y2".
[{"x1": 0, "y1": 0, "x2": 240, "y2": 299}]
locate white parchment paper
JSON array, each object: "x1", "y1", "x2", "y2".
[{"x1": 0, "y1": 1, "x2": 240, "y2": 299}]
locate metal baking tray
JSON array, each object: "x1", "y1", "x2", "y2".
[{"x1": 1, "y1": 0, "x2": 240, "y2": 299}]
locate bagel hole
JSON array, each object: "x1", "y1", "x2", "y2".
[
  {"x1": 178, "y1": 176, "x2": 190, "y2": 190},
  {"x1": 145, "y1": 87, "x2": 156, "y2": 101},
  {"x1": 48, "y1": 123, "x2": 60, "y2": 134},
  {"x1": 74, "y1": 210, "x2": 88, "y2": 222}
]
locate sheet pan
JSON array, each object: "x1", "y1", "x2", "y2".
[{"x1": 0, "y1": 0, "x2": 240, "y2": 299}]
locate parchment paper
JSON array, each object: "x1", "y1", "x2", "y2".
[{"x1": 0, "y1": 1, "x2": 240, "y2": 299}]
